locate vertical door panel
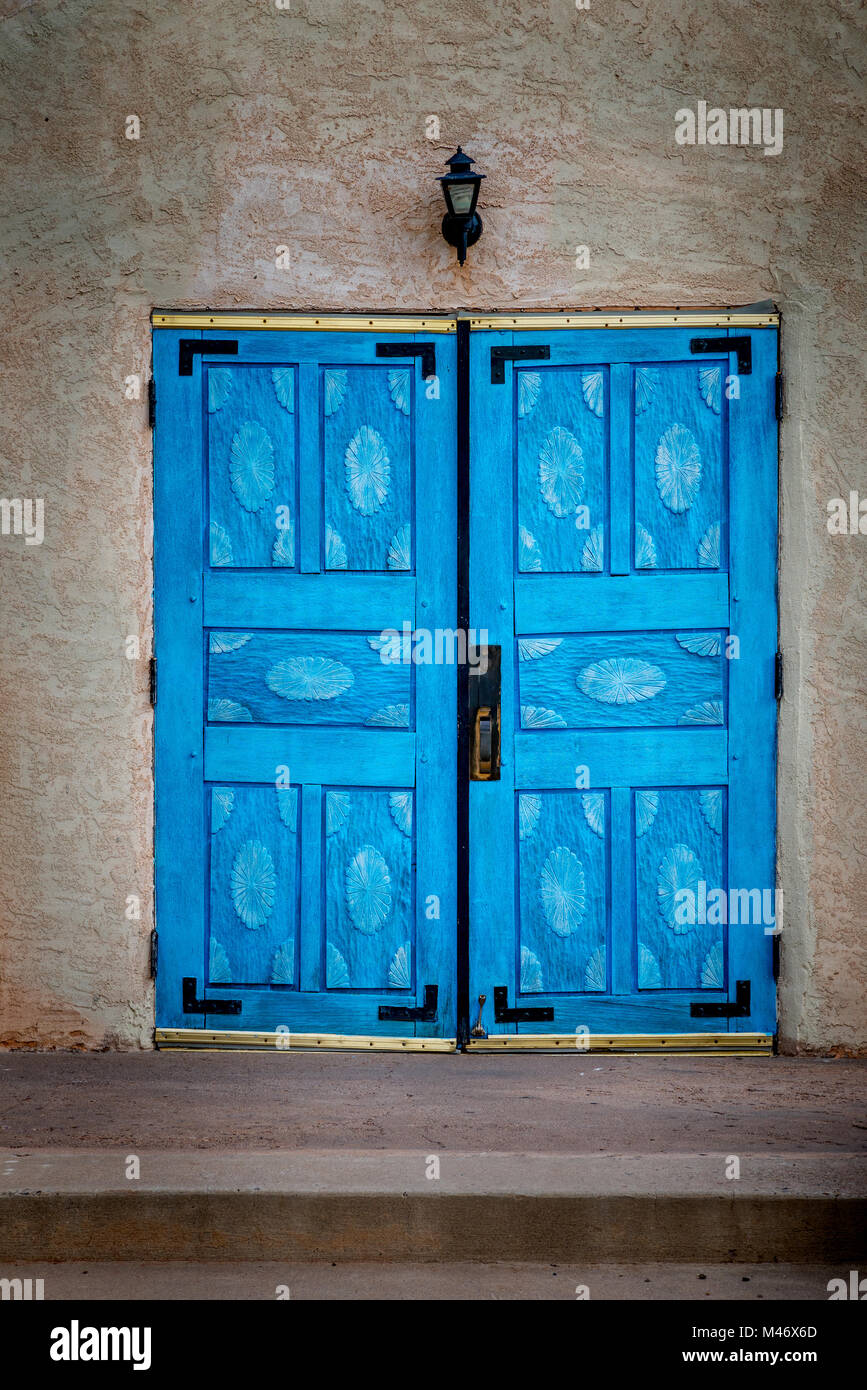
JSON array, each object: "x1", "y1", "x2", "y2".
[
  {"x1": 155, "y1": 329, "x2": 457, "y2": 1035},
  {"x1": 469, "y1": 327, "x2": 777, "y2": 1037}
]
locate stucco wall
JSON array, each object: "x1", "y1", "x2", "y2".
[{"x1": 0, "y1": 0, "x2": 863, "y2": 1050}]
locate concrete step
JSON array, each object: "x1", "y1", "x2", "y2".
[
  {"x1": 0, "y1": 1260, "x2": 847, "y2": 1301},
  {"x1": 2, "y1": 1150, "x2": 864, "y2": 1264}
]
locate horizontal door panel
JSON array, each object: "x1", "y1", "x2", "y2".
[
  {"x1": 205, "y1": 726, "x2": 415, "y2": 785},
  {"x1": 515, "y1": 573, "x2": 729, "y2": 633},
  {"x1": 202, "y1": 989, "x2": 416, "y2": 1037},
  {"x1": 512, "y1": 996, "x2": 739, "y2": 1036},
  {"x1": 204, "y1": 571, "x2": 415, "y2": 630},
  {"x1": 514, "y1": 729, "x2": 727, "y2": 787}
]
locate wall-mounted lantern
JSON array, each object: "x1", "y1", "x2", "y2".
[{"x1": 438, "y1": 146, "x2": 485, "y2": 267}]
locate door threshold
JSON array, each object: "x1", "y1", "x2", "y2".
[
  {"x1": 465, "y1": 1033, "x2": 774, "y2": 1055},
  {"x1": 155, "y1": 1029, "x2": 456, "y2": 1053}
]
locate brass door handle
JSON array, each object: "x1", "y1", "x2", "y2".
[{"x1": 469, "y1": 645, "x2": 501, "y2": 781}]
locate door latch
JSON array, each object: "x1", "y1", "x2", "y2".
[{"x1": 469, "y1": 645, "x2": 500, "y2": 780}]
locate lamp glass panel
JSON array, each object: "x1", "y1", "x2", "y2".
[{"x1": 447, "y1": 181, "x2": 476, "y2": 215}]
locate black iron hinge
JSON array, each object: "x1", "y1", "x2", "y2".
[
  {"x1": 150, "y1": 929, "x2": 158, "y2": 979},
  {"x1": 149, "y1": 656, "x2": 157, "y2": 707},
  {"x1": 148, "y1": 377, "x2": 156, "y2": 428},
  {"x1": 491, "y1": 345, "x2": 551, "y2": 384},
  {"x1": 775, "y1": 372, "x2": 785, "y2": 420},
  {"x1": 182, "y1": 977, "x2": 241, "y2": 1016},
  {"x1": 690, "y1": 979, "x2": 750, "y2": 1018},
  {"x1": 378, "y1": 984, "x2": 438, "y2": 1022},
  {"x1": 689, "y1": 335, "x2": 752, "y2": 375},
  {"x1": 178, "y1": 339, "x2": 238, "y2": 376},
  {"x1": 775, "y1": 651, "x2": 784, "y2": 701},
  {"x1": 375, "y1": 342, "x2": 436, "y2": 380},
  {"x1": 493, "y1": 986, "x2": 554, "y2": 1023}
]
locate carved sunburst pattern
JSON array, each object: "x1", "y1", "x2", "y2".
[
  {"x1": 657, "y1": 843, "x2": 703, "y2": 933},
  {"x1": 345, "y1": 425, "x2": 390, "y2": 514},
  {"x1": 579, "y1": 657, "x2": 666, "y2": 705},
  {"x1": 325, "y1": 790, "x2": 351, "y2": 836},
  {"x1": 518, "y1": 525, "x2": 542, "y2": 572},
  {"x1": 518, "y1": 372, "x2": 541, "y2": 418},
  {"x1": 697, "y1": 522, "x2": 720, "y2": 569},
  {"x1": 635, "y1": 789, "x2": 659, "y2": 838},
  {"x1": 325, "y1": 524, "x2": 347, "y2": 569},
  {"x1": 540, "y1": 845, "x2": 586, "y2": 937},
  {"x1": 211, "y1": 787, "x2": 235, "y2": 832},
  {"x1": 271, "y1": 939, "x2": 295, "y2": 985},
  {"x1": 538, "y1": 426, "x2": 585, "y2": 517},
  {"x1": 345, "y1": 844, "x2": 392, "y2": 934},
  {"x1": 271, "y1": 367, "x2": 295, "y2": 412},
  {"x1": 231, "y1": 839, "x2": 277, "y2": 929},
  {"x1": 388, "y1": 941, "x2": 412, "y2": 988},
  {"x1": 654, "y1": 422, "x2": 702, "y2": 513},
  {"x1": 210, "y1": 519, "x2": 234, "y2": 567},
  {"x1": 519, "y1": 793, "x2": 542, "y2": 839},
  {"x1": 698, "y1": 365, "x2": 721, "y2": 414},
  {"x1": 581, "y1": 525, "x2": 604, "y2": 571},
  {"x1": 207, "y1": 368, "x2": 233, "y2": 414},
  {"x1": 326, "y1": 942, "x2": 350, "y2": 987},
  {"x1": 387, "y1": 370, "x2": 411, "y2": 415},
  {"x1": 387, "y1": 524, "x2": 411, "y2": 570},
  {"x1": 584, "y1": 946, "x2": 606, "y2": 992},
  {"x1": 676, "y1": 631, "x2": 722, "y2": 657},
  {"x1": 635, "y1": 523, "x2": 658, "y2": 569},
  {"x1": 581, "y1": 370, "x2": 604, "y2": 417},
  {"x1": 582, "y1": 792, "x2": 605, "y2": 838},
  {"x1": 520, "y1": 946, "x2": 543, "y2": 993},
  {"x1": 267, "y1": 655, "x2": 354, "y2": 701},
  {"x1": 230, "y1": 421, "x2": 276, "y2": 513}
]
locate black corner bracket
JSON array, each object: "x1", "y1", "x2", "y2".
[
  {"x1": 493, "y1": 986, "x2": 554, "y2": 1023},
  {"x1": 182, "y1": 977, "x2": 241, "y2": 1016},
  {"x1": 375, "y1": 342, "x2": 436, "y2": 380},
  {"x1": 490, "y1": 345, "x2": 550, "y2": 384},
  {"x1": 178, "y1": 339, "x2": 238, "y2": 376},
  {"x1": 689, "y1": 335, "x2": 752, "y2": 375},
  {"x1": 379, "y1": 984, "x2": 438, "y2": 1022},
  {"x1": 690, "y1": 979, "x2": 751, "y2": 1019}
]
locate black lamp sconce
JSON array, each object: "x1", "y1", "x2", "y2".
[{"x1": 438, "y1": 146, "x2": 485, "y2": 267}]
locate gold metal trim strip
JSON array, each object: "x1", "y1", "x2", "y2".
[
  {"x1": 152, "y1": 313, "x2": 456, "y2": 333},
  {"x1": 155, "y1": 1027, "x2": 456, "y2": 1053},
  {"x1": 467, "y1": 312, "x2": 779, "y2": 331},
  {"x1": 465, "y1": 1032, "x2": 773, "y2": 1053}
]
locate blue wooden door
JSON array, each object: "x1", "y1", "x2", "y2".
[
  {"x1": 469, "y1": 326, "x2": 778, "y2": 1038},
  {"x1": 154, "y1": 325, "x2": 457, "y2": 1038}
]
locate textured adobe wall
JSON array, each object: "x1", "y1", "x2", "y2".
[{"x1": 0, "y1": 0, "x2": 863, "y2": 1049}]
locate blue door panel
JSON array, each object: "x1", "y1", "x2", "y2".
[
  {"x1": 469, "y1": 327, "x2": 778, "y2": 1036},
  {"x1": 155, "y1": 329, "x2": 457, "y2": 1035}
]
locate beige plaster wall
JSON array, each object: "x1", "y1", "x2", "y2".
[{"x1": 0, "y1": 0, "x2": 863, "y2": 1050}]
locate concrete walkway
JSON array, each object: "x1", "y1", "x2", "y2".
[{"x1": 0, "y1": 1052, "x2": 864, "y2": 1152}]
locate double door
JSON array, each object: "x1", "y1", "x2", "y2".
[{"x1": 153, "y1": 313, "x2": 778, "y2": 1047}]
